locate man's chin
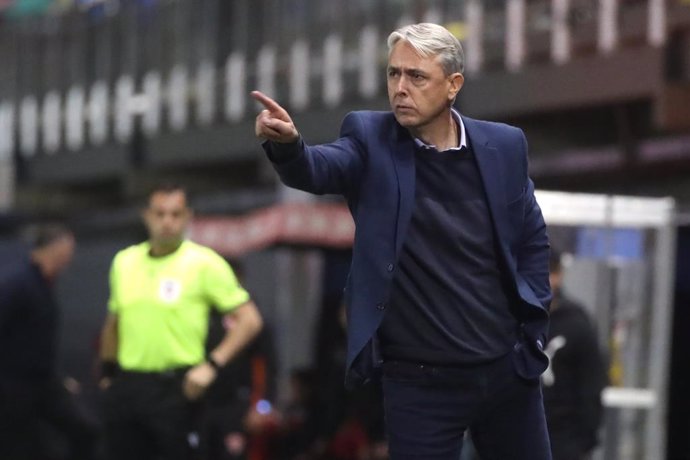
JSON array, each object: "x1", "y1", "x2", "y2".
[{"x1": 393, "y1": 114, "x2": 418, "y2": 128}]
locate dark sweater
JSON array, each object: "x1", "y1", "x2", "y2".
[{"x1": 379, "y1": 143, "x2": 518, "y2": 365}]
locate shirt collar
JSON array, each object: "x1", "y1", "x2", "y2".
[{"x1": 413, "y1": 108, "x2": 467, "y2": 152}]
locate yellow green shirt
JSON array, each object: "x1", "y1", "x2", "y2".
[{"x1": 108, "y1": 240, "x2": 250, "y2": 371}]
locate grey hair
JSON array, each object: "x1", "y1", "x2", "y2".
[{"x1": 387, "y1": 23, "x2": 464, "y2": 75}]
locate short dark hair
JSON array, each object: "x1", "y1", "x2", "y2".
[
  {"x1": 21, "y1": 223, "x2": 72, "y2": 250},
  {"x1": 145, "y1": 182, "x2": 188, "y2": 207},
  {"x1": 148, "y1": 182, "x2": 187, "y2": 198}
]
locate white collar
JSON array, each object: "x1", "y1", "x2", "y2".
[{"x1": 413, "y1": 108, "x2": 467, "y2": 152}]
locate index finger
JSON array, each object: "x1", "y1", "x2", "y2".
[{"x1": 251, "y1": 90, "x2": 285, "y2": 115}]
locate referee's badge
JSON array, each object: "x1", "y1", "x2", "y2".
[{"x1": 159, "y1": 279, "x2": 182, "y2": 302}]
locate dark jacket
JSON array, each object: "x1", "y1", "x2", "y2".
[
  {"x1": 0, "y1": 254, "x2": 58, "y2": 382},
  {"x1": 543, "y1": 293, "x2": 607, "y2": 455},
  {"x1": 263, "y1": 111, "x2": 551, "y2": 388}
]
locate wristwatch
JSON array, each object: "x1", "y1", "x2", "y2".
[{"x1": 207, "y1": 354, "x2": 222, "y2": 371}]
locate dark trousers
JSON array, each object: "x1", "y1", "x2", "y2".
[
  {"x1": 200, "y1": 398, "x2": 251, "y2": 460},
  {"x1": 382, "y1": 352, "x2": 552, "y2": 460},
  {"x1": 102, "y1": 370, "x2": 200, "y2": 460},
  {"x1": 0, "y1": 378, "x2": 100, "y2": 460}
]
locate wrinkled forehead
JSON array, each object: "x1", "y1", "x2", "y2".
[{"x1": 388, "y1": 40, "x2": 442, "y2": 69}]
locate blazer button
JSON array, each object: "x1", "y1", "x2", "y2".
[
  {"x1": 376, "y1": 302, "x2": 386, "y2": 311},
  {"x1": 386, "y1": 263, "x2": 394, "y2": 272}
]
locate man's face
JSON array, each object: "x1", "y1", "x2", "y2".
[
  {"x1": 387, "y1": 40, "x2": 463, "y2": 130},
  {"x1": 143, "y1": 190, "x2": 191, "y2": 247},
  {"x1": 52, "y1": 234, "x2": 75, "y2": 275}
]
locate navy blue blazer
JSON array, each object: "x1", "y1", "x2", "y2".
[{"x1": 263, "y1": 110, "x2": 551, "y2": 388}]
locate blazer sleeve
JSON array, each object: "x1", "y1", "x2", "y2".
[
  {"x1": 515, "y1": 131, "x2": 552, "y2": 311},
  {"x1": 262, "y1": 112, "x2": 366, "y2": 196}
]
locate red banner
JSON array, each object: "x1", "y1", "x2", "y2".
[{"x1": 189, "y1": 202, "x2": 355, "y2": 257}]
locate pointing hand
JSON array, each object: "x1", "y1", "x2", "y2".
[{"x1": 251, "y1": 91, "x2": 299, "y2": 143}]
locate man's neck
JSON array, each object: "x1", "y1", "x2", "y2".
[
  {"x1": 149, "y1": 240, "x2": 183, "y2": 257},
  {"x1": 410, "y1": 111, "x2": 458, "y2": 151}
]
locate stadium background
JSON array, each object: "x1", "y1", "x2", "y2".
[{"x1": 1, "y1": 1, "x2": 690, "y2": 458}]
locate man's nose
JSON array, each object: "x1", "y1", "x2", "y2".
[{"x1": 395, "y1": 76, "x2": 408, "y2": 95}]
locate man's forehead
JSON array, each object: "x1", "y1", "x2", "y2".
[
  {"x1": 149, "y1": 191, "x2": 188, "y2": 207},
  {"x1": 388, "y1": 43, "x2": 441, "y2": 68}
]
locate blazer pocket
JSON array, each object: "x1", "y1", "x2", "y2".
[{"x1": 506, "y1": 186, "x2": 526, "y2": 207}]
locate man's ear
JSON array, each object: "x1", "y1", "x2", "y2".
[{"x1": 448, "y1": 73, "x2": 464, "y2": 101}]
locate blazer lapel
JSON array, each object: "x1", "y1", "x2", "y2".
[
  {"x1": 464, "y1": 117, "x2": 511, "y2": 248},
  {"x1": 391, "y1": 123, "x2": 416, "y2": 254}
]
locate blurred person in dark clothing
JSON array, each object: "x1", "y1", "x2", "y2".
[
  {"x1": 0, "y1": 223, "x2": 100, "y2": 460},
  {"x1": 253, "y1": 22, "x2": 551, "y2": 460},
  {"x1": 542, "y1": 251, "x2": 608, "y2": 460}
]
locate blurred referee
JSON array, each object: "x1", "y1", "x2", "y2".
[{"x1": 98, "y1": 184, "x2": 263, "y2": 460}]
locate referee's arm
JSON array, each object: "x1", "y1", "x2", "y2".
[
  {"x1": 211, "y1": 299, "x2": 263, "y2": 367},
  {"x1": 183, "y1": 300, "x2": 263, "y2": 400},
  {"x1": 99, "y1": 312, "x2": 119, "y2": 389}
]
